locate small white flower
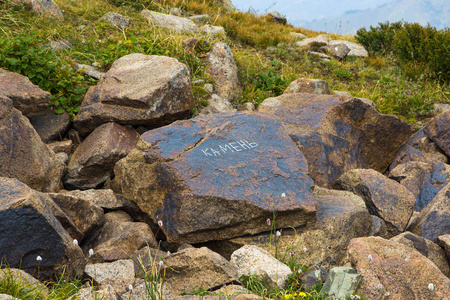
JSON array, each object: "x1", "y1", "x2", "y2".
[
  {"x1": 384, "y1": 293, "x2": 390, "y2": 297},
  {"x1": 158, "y1": 220, "x2": 163, "y2": 227},
  {"x1": 266, "y1": 218, "x2": 271, "y2": 226},
  {"x1": 281, "y1": 193, "x2": 286, "y2": 198},
  {"x1": 167, "y1": 251, "x2": 171, "y2": 256},
  {"x1": 159, "y1": 260, "x2": 164, "y2": 268},
  {"x1": 36, "y1": 255, "x2": 42, "y2": 262},
  {"x1": 139, "y1": 284, "x2": 144, "y2": 288},
  {"x1": 128, "y1": 285, "x2": 133, "y2": 291},
  {"x1": 89, "y1": 249, "x2": 94, "y2": 257},
  {"x1": 368, "y1": 254, "x2": 373, "y2": 261},
  {"x1": 302, "y1": 247, "x2": 307, "y2": 253},
  {"x1": 98, "y1": 39, "x2": 102, "y2": 43},
  {"x1": 377, "y1": 283, "x2": 383, "y2": 290},
  {"x1": 276, "y1": 231, "x2": 281, "y2": 237},
  {"x1": 428, "y1": 283, "x2": 434, "y2": 291},
  {"x1": 298, "y1": 269, "x2": 303, "y2": 274},
  {"x1": 82, "y1": 40, "x2": 85, "y2": 44},
  {"x1": 73, "y1": 239, "x2": 78, "y2": 246},
  {"x1": 352, "y1": 277, "x2": 358, "y2": 284}
]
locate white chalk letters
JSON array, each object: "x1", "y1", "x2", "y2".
[{"x1": 201, "y1": 140, "x2": 259, "y2": 157}]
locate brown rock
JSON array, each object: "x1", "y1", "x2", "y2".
[
  {"x1": 0, "y1": 96, "x2": 64, "y2": 192},
  {"x1": 62, "y1": 189, "x2": 125, "y2": 210},
  {"x1": 335, "y1": 169, "x2": 415, "y2": 232},
  {"x1": 74, "y1": 54, "x2": 195, "y2": 136},
  {"x1": 84, "y1": 260, "x2": 134, "y2": 293},
  {"x1": 48, "y1": 140, "x2": 73, "y2": 155},
  {"x1": 113, "y1": 112, "x2": 316, "y2": 244},
  {"x1": 64, "y1": 122, "x2": 139, "y2": 189},
  {"x1": 283, "y1": 78, "x2": 330, "y2": 95},
  {"x1": 28, "y1": 109, "x2": 70, "y2": 143},
  {"x1": 296, "y1": 34, "x2": 329, "y2": 47},
  {"x1": 424, "y1": 109, "x2": 450, "y2": 157},
  {"x1": 131, "y1": 246, "x2": 169, "y2": 277},
  {"x1": 0, "y1": 69, "x2": 50, "y2": 117},
  {"x1": 348, "y1": 236, "x2": 450, "y2": 299},
  {"x1": 104, "y1": 211, "x2": 133, "y2": 223},
  {"x1": 13, "y1": 0, "x2": 64, "y2": 19},
  {"x1": 437, "y1": 234, "x2": 450, "y2": 262}
]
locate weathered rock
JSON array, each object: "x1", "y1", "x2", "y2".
[
  {"x1": 237, "y1": 102, "x2": 255, "y2": 112},
  {"x1": 326, "y1": 43, "x2": 351, "y2": 60},
  {"x1": 308, "y1": 51, "x2": 331, "y2": 62},
  {"x1": 298, "y1": 266, "x2": 327, "y2": 291},
  {"x1": 47, "y1": 140, "x2": 73, "y2": 155},
  {"x1": 200, "y1": 25, "x2": 226, "y2": 37},
  {"x1": 258, "y1": 93, "x2": 412, "y2": 187},
  {"x1": 163, "y1": 247, "x2": 238, "y2": 295},
  {"x1": 219, "y1": 0, "x2": 236, "y2": 11},
  {"x1": 389, "y1": 161, "x2": 450, "y2": 211},
  {"x1": 84, "y1": 260, "x2": 135, "y2": 293},
  {"x1": 437, "y1": 234, "x2": 450, "y2": 262},
  {"x1": 320, "y1": 267, "x2": 362, "y2": 299},
  {"x1": 47, "y1": 192, "x2": 104, "y2": 241},
  {"x1": 28, "y1": 109, "x2": 70, "y2": 143},
  {"x1": 0, "y1": 69, "x2": 50, "y2": 117},
  {"x1": 424, "y1": 110, "x2": 450, "y2": 157},
  {"x1": 267, "y1": 10, "x2": 286, "y2": 24},
  {"x1": 348, "y1": 236, "x2": 450, "y2": 299},
  {"x1": 296, "y1": 34, "x2": 329, "y2": 47},
  {"x1": 87, "y1": 221, "x2": 158, "y2": 261},
  {"x1": 335, "y1": 169, "x2": 415, "y2": 232},
  {"x1": 13, "y1": 0, "x2": 63, "y2": 20},
  {"x1": 0, "y1": 96, "x2": 65, "y2": 192},
  {"x1": 131, "y1": 246, "x2": 169, "y2": 278},
  {"x1": 408, "y1": 182, "x2": 450, "y2": 242},
  {"x1": 205, "y1": 43, "x2": 241, "y2": 101},
  {"x1": 113, "y1": 112, "x2": 316, "y2": 244},
  {"x1": 75, "y1": 64, "x2": 105, "y2": 80},
  {"x1": 0, "y1": 268, "x2": 48, "y2": 296},
  {"x1": 70, "y1": 285, "x2": 121, "y2": 300},
  {"x1": 0, "y1": 177, "x2": 85, "y2": 280},
  {"x1": 102, "y1": 12, "x2": 129, "y2": 29},
  {"x1": 231, "y1": 245, "x2": 292, "y2": 288},
  {"x1": 104, "y1": 211, "x2": 133, "y2": 223},
  {"x1": 290, "y1": 32, "x2": 307, "y2": 40},
  {"x1": 283, "y1": 78, "x2": 330, "y2": 95},
  {"x1": 189, "y1": 14, "x2": 209, "y2": 23},
  {"x1": 391, "y1": 232, "x2": 450, "y2": 276},
  {"x1": 61, "y1": 189, "x2": 122, "y2": 210},
  {"x1": 200, "y1": 94, "x2": 236, "y2": 114},
  {"x1": 328, "y1": 40, "x2": 368, "y2": 57},
  {"x1": 64, "y1": 122, "x2": 139, "y2": 189},
  {"x1": 74, "y1": 54, "x2": 195, "y2": 136},
  {"x1": 140, "y1": 10, "x2": 198, "y2": 33}
]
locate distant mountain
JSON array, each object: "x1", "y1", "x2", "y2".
[{"x1": 302, "y1": 0, "x2": 449, "y2": 34}]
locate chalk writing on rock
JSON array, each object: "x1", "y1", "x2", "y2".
[{"x1": 201, "y1": 140, "x2": 259, "y2": 157}]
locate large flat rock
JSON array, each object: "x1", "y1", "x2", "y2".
[{"x1": 114, "y1": 112, "x2": 316, "y2": 243}]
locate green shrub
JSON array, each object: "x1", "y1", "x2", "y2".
[
  {"x1": 254, "y1": 68, "x2": 289, "y2": 96},
  {"x1": 355, "y1": 21, "x2": 402, "y2": 55}
]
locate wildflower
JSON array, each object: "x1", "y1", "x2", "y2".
[
  {"x1": 159, "y1": 260, "x2": 164, "y2": 268},
  {"x1": 428, "y1": 283, "x2": 434, "y2": 291},
  {"x1": 289, "y1": 251, "x2": 294, "y2": 257},
  {"x1": 266, "y1": 218, "x2": 271, "y2": 226},
  {"x1": 158, "y1": 220, "x2": 163, "y2": 227},
  {"x1": 298, "y1": 269, "x2": 303, "y2": 274},
  {"x1": 384, "y1": 293, "x2": 390, "y2": 297},
  {"x1": 281, "y1": 193, "x2": 286, "y2": 198},
  {"x1": 368, "y1": 254, "x2": 373, "y2": 261},
  {"x1": 73, "y1": 239, "x2": 78, "y2": 246},
  {"x1": 128, "y1": 285, "x2": 133, "y2": 291},
  {"x1": 276, "y1": 231, "x2": 281, "y2": 237},
  {"x1": 98, "y1": 39, "x2": 102, "y2": 43},
  {"x1": 377, "y1": 283, "x2": 383, "y2": 290},
  {"x1": 36, "y1": 255, "x2": 42, "y2": 262},
  {"x1": 167, "y1": 251, "x2": 171, "y2": 256},
  {"x1": 303, "y1": 247, "x2": 307, "y2": 253},
  {"x1": 82, "y1": 40, "x2": 85, "y2": 44},
  {"x1": 299, "y1": 292, "x2": 307, "y2": 297},
  {"x1": 89, "y1": 249, "x2": 94, "y2": 257}
]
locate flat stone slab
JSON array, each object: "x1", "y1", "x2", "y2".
[{"x1": 114, "y1": 112, "x2": 316, "y2": 243}]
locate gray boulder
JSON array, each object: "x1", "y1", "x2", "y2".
[
  {"x1": 283, "y1": 78, "x2": 330, "y2": 95},
  {"x1": 267, "y1": 10, "x2": 287, "y2": 24},
  {"x1": 328, "y1": 40, "x2": 368, "y2": 57},
  {"x1": 140, "y1": 10, "x2": 198, "y2": 33},
  {"x1": 102, "y1": 12, "x2": 129, "y2": 29}
]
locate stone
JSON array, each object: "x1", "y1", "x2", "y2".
[
  {"x1": 0, "y1": 177, "x2": 85, "y2": 280},
  {"x1": 320, "y1": 267, "x2": 362, "y2": 299},
  {"x1": 48, "y1": 140, "x2": 73, "y2": 155},
  {"x1": 437, "y1": 234, "x2": 450, "y2": 262},
  {"x1": 189, "y1": 14, "x2": 209, "y2": 23},
  {"x1": 200, "y1": 94, "x2": 236, "y2": 114},
  {"x1": 200, "y1": 25, "x2": 226, "y2": 37},
  {"x1": 87, "y1": 221, "x2": 158, "y2": 261},
  {"x1": 64, "y1": 122, "x2": 140, "y2": 189},
  {"x1": 348, "y1": 236, "x2": 450, "y2": 299},
  {"x1": 237, "y1": 102, "x2": 255, "y2": 112},
  {"x1": 283, "y1": 78, "x2": 330, "y2": 95},
  {"x1": 113, "y1": 112, "x2": 316, "y2": 244},
  {"x1": 308, "y1": 51, "x2": 331, "y2": 62},
  {"x1": 389, "y1": 160, "x2": 450, "y2": 211},
  {"x1": 75, "y1": 64, "x2": 105, "y2": 80},
  {"x1": 104, "y1": 211, "x2": 133, "y2": 223},
  {"x1": 74, "y1": 54, "x2": 195, "y2": 136},
  {"x1": 296, "y1": 34, "x2": 329, "y2": 47},
  {"x1": 289, "y1": 32, "x2": 306, "y2": 40},
  {"x1": 231, "y1": 245, "x2": 291, "y2": 288},
  {"x1": 335, "y1": 169, "x2": 415, "y2": 232},
  {"x1": 298, "y1": 266, "x2": 327, "y2": 291},
  {"x1": 205, "y1": 43, "x2": 241, "y2": 101},
  {"x1": 0, "y1": 96, "x2": 65, "y2": 192},
  {"x1": 258, "y1": 93, "x2": 412, "y2": 187},
  {"x1": 28, "y1": 109, "x2": 70, "y2": 143},
  {"x1": 13, "y1": 0, "x2": 63, "y2": 20},
  {"x1": 131, "y1": 246, "x2": 169, "y2": 278},
  {"x1": 49, "y1": 40, "x2": 71, "y2": 51},
  {"x1": 333, "y1": 91, "x2": 353, "y2": 100},
  {"x1": 204, "y1": 83, "x2": 215, "y2": 94},
  {"x1": 408, "y1": 182, "x2": 450, "y2": 242},
  {"x1": 61, "y1": 189, "x2": 125, "y2": 210},
  {"x1": 371, "y1": 215, "x2": 390, "y2": 237},
  {"x1": 102, "y1": 12, "x2": 129, "y2": 29},
  {"x1": 326, "y1": 43, "x2": 351, "y2": 60},
  {"x1": 70, "y1": 285, "x2": 120, "y2": 300},
  {"x1": 0, "y1": 268, "x2": 48, "y2": 295},
  {"x1": 267, "y1": 10, "x2": 286, "y2": 24},
  {"x1": 0, "y1": 69, "x2": 50, "y2": 117},
  {"x1": 328, "y1": 40, "x2": 368, "y2": 57},
  {"x1": 219, "y1": 0, "x2": 236, "y2": 12},
  {"x1": 47, "y1": 192, "x2": 104, "y2": 242},
  {"x1": 140, "y1": 10, "x2": 198, "y2": 33},
  {"x1": 424, "y1": 110, "x2": 450, "y2": 157},
  {"x1": 84, "y1": 260, "x2": 135, "y2": 293},
  {"x1": 55, "y1": 152, "x2": 69, "y2": 165},
  {"x1": 391, "y1": 232, "x2": 450, "y2": 276}
]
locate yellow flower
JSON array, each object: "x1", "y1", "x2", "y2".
[{"x1": 299, "y1": 292, "x2": 307, "y2": 297}]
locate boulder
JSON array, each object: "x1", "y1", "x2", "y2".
[
  {"x1": 28, "y1": 109, "x2": 70, "y2": 143},
  {"x1": 0, "y1": 96, "x2": 65, "y2": 192},
  {"x1": 113, "y1": 112, "x2": 316, "y2": 244},
  {"x1": 237, "y1": 102, "x2": 255, "y2": 112},
  {"x1": 200, "y1": 25, "x2": 226, "y2": 37},
  {"x1": 104, "y1": 211, "x2": 133, "y2": 223},
  {"x1": 231, "y1": 245, "x2": 292, "y2": 288},
  {"x1": 200, "y1": 94, "x2": 236, "y2": 114},
  {"x1": 437, "y1": 234, "x2": 450, "y2": 262},
  {"x1": 102, "y1": 12, "x2": 129, "y2": 29},
  {"x1": 12, "y1": 0, "x2": 63, "y2": 20},
  {"x1": 424, "y1": 110, "x2": 450, "y2": 157},
  {"x1": 257, "y1": 93, "x2": 412, "y2": 187},
  {"x1": 289, "y1": 32, "x2": 307, "y2": 40},
  {"x1": 320, "y1": 267, "x2": 362, "y2": 299},
  {"x1": 283, "y1": 78, "x2": 330, "y2": 95},
  {"x1": 328, "y1": 40, "x2": 368, "y2": 57},
  {"x1": 408, "y1": 182, "x2": 450, "y2": 242},
  {"x1": 205, "y1": 43, "x2": 241, "y2": 101},
  {"x1": 0, "y1": 69, "x2": 50, "y2": 117},
  {"x1": 335, "y1": 169, "x2": 415, "y2": 232},
  {"x1": 348, "y1": 236, "x2": 450, "y2": 299},
  {"x1": 131, "y1": 246, "x2": 169, "y2": 277},
  {"x1": 64, "y1": 122, "x2": 140, "y2": 189},
  {"x1": 84, "y1": 260, "x2": 135, "y2": 293},
  {"x1": 308, "y1": 51, "x2": 331, "y2": 62},
  {"x1": 61, "y1": 189, "x2": 125, "y2": 210},
  {"x1": 189, "y1": 14, "x2": 209, "y2": 23},
  {"x1": 296, "y1": 34, "x2": 329, "y2": 47},
  {"x1": 326, "y1": 43, "x2": 351, "y2": 60},
  {"x1": 391, "y1": 232, "x2": 450, "y2": 276},
  {"x1": 74, "y1": 54, "x2": 195, "y2": 136},
  {"x1": 70, "y1": 285, "x2": 120, "y2": 300},
  {"x1": 75, "y1": 64, "x2": 105, "y2": 80},
  {"x1": 0, "y1": 177, "x2": 85, "y2": 280},
  {"x1": 48, "y1": 140, "x2": 74, "y2": 155},
  {"x1": 140, "y1": 10, "x2": 198, "y2": 33},
  {"x1": 162, "y1": 247, "x2": 238, "y2": 295},
  {"x1": 267, "y1": 10, "x2": 286, "y2": 24}
]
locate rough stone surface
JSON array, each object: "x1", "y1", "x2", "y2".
[
  {"x1": 296, "y1": 34, "x2": 329, "y2": 47},
  {"x1": 140, "y1": 10, "x2": 198, "y2": 32},
  {"x1": 0, "y1": 177, "x2": 85, "y2": 280},
  {"x1": 205, "y1": 43, "x2": 241, "y2": 101},
  {"x1": 103, "y1": 211, "x2": 133, "y2": 223},
  {"x1": 258, "y1": 93, "x2": 411, "y2": 187},
  {"x1": 61, "y1": 189, "x2": 124, "y2": 210},
  {"x1": 131, "y1": 246, "x2": 169, "y2": 278},
  {"x1": 87, "y1": 221, "x2": 158, "y2": 261},
  {"x1": 0, "y1": 96, "x2": 65, "y2": 192},
  {"x1": 408, "y1": 182, "x2": 450, "y2": 242},
  {"x1": 29, "y1": 109, "x2": 70, "y2": 143},
  {"x1": 237, "y1": 102, "x2": 255, "y2": 111},
  {"x1": 48, "y1": 140, "x2": 73, "y2": 155},
  {"x1": 289, "y1": 32, "x2": 307, "y2": 39},
  {"x1": 189, "y1": 14, "x2": 209, "y2": 23},
  {"x1": 102, "y1": 12, "x2": 129, "y2": 29},
  {"x1": 348, "y1": 236, "x2": 450, "y2": 299},
  {"x1": 231, "y1": 245, "x2": 292, "y2": 288},
  {"x1": 113, "y1": 112, "x2": 316, "y2": 244},
  {"x1": 0, "y1": 69, "x2": 50, "y2": 117},
  {"x1": 13, "y1": 0, "x2": 63, "y2": 20},
  {"x1": 308, "y1": 51, "x2": 331, "y2": 62},
  {"x1": 298, "y1": 266, "x2": 327, "y2": 291},
  {"x1": 84, "y1": 260, "x2": 135, "y2": 293},
  {"x1": 328, "y1": 40, "x2": 368, "y2": 57},
  {"x1": 326, "y1": 43, "x2": 351, "y2": 60},
  {"x1": 75, "y1": 64, "x2": 105, "y2": 80},
  {"x1": 283, "y1": 78, "x2": 330, "y2": 95},
  {"x1": 267, "y1": 10, "x2": 286, "y2": 24},
  {"x1": 389, "y1": 160, "x2": 450, "y2": 211},
  {"x1": 424, "y1": 110, "x2": 450, "y2": 157},
  {"x1": 200, "y1": 94, "x2": 236, "y2": 114},
  {"x1": 200, "y1": 25, "x2": 226, "y2": 37},
  {"x1": 74, "y1": 54, "x2": 195, "y2": 136},
  {"x1": 335, "y1": 169, "x2": 415, "y2": 232},
  {"x1": 163, "y1": 247, "x2": 238, "y2": 295},
  {"x1": 320, "y1": 267, "x2": 362, "y2": 299},
  {"x1": 437, "y1": 234, "x2": 450, "y2": 262},
  {"x1": 64, "y1": 122, "x2": 139, "y2": 189},
  {"x1": 391, "y1": 232, "x2": 450, "y2": 276},
  {"x1": 70, "y1": 285, "x2": 120, "y2": 300}
]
